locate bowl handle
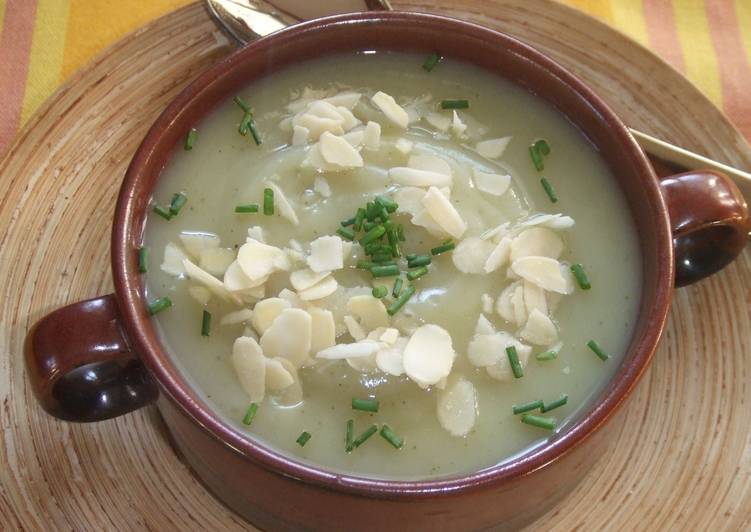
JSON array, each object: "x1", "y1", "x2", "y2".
[
  {"x1": 658, "y1": 170, "x2": 750, "y2": 286},
  {"x1": 25, "y1": 294, "x2": 158, "y2": 421}
]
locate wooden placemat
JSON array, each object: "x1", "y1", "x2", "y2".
[{"x1": 2, "y1": 2, "x2": 750, "y2": 530}]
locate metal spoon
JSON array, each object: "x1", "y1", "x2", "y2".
[{"x1": 205, "y1": 0, "x2": 751, "y2": 203}]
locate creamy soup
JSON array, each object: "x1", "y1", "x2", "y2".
[{"x1": 143, "y1": 52, "x2": 641, "y2": 479}]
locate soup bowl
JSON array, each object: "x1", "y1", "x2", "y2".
[{"x1": 24, "y1": 11, "x2": 749, "y2": 531}]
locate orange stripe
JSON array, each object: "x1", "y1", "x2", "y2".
[
  {"x1": 643, "y1": 0, "x2": 685, "y2": 73},
  {"x1": 708, "y1": 2, "x2": 751, "y2": 141},
  {"x1": 0, "y1": 0, "x2": 38, "y2": 155}
]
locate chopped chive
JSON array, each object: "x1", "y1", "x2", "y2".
[
  {"x1": 248, "y1": 119, "x2": 262, "y2": 145},
  {"x1": 353, "y1": 424, "x2": 379, "y2": 448},
  {"x1": 529, "y1": 145, "x2": 544, "y2": 171},
  {"x1": 263, "y1": 188, "x2": 274, "y2": 215},
  {"x1": 242, "y1": 402, "x2": 258, "y2": 425},
  {"x1": 387, "y1": 230, "x2": 401, "y2": 258},
  {"x1": 235, "y1": 203, "x2": 259, "y2": 213},
  {"x1": 407, "y1": 254, "x2": 431, "y2": 268},
  {"x1": 379, "y1": 425, "x2": 404, "y2": 449},
  {"x1": 540, "y1": 177, "x2": 558, "y2": 203},
  {"x1": 406, "y1": 254, "x2": 417, "y2": 261},
  {"x1": 422, "y1": 52, "x2": 442, "y2": 72},
  {"x1": 239, "y1": 111, "x2": 252, "y2": 136},
  {"x1": 354, "y1": 208, "x2": 366, "y2": 231},
  {"x1": 378, "y1": 205, "x2": 390, "y2": 223},
  {"x1": 570, "y1": 263, "x2": 591, "y2": 290},
  {"x1": 536, "y1": 349, "x2": 558, "y2": 361},
  {"x1": 371, "y1": 264, "x2": 400, "y2": 278},
  {"x1": 184, "y1": 128, "x2": 197, "y2": 150},
  {"x1": 337, "y1": 227, "x2": 355, "y2": 241},
  {"x1": 363, "y1": 221, "x2": 377, "y2": 232},
  {"x1": 296, "y1": 431, "x2": 312, "y2": 447},
  {"x1": 397, "y1": 224, "x2": 405, "y2": 241},
  {"x1": 392, "y1": 278, "x2": 403, "y2": 298},
  {"x1": 138, "y1": 247, "x2": 148, "y2": 273},
  {"x1": 534, "y1": 138, "x2": 551, "y2": 156},
  {"x1": 371, "y1": 252, "x2": 393, "y2": 263},
  {"x1": 375, "y1": 195, "x2": 398, "y2": 213},
  {"x1": 506, "y1": 345, "x2": 524, "y2": 378},
  {"x1": 341, "y1": 216, "x2": 356, "y2": 227},
  {"x1": 541, "y1": 394, "x2": 568, "y2": 413},
  {"x1": 430, "y1": 241, "x2": 455, "y2": 255},
  {"x1": 147, "y1": 297, "x2": 172, "y2": 316},
  {"x1": 372, "y1": 286, "x2": 388, "y2": 299},
  {"x1": 345, "y1": 419, "x2": 354, "y2": 452},
  {"x1": 365, "y1": 201, "x2": 379, "y2": 221},
  {"x1": 387, "y1": 285, "x2": 416, "y2": 315},
  {"x1": 407, "y1": 266, "x2": 429, "y2": 281},
  {"x1": 169, "y1": 192, "x2": 187, "y2": 215},
  {"x1": 233, "y1": 96, "x2": 251, "y2": 113},
  {"x1": 512, "y1": 400, "x2": 543, "y2": 415},
  {"x1": 521, "y1": 414, "x2": 556, "y2": 430},
  {"x1": 587, "y1": 339, "x2": 610, "y2": 361},
  {"x1": 153, "y1": 205, "x2": 172, "y2": 221},
  {"x1": 352, "y1": 398, "x2": 379, "y2": 412},
  {"x1": 201, "y1": 310, "x2": 211, "y2": 337},
  {"x1": 359, "y1": 225, "x2": 386, "y2": 245},
  {"x1": 441, "y1": 99, "x2": 469, "y2": 109},
  {"x1": 357, "y1": 260, "x2": 376, "y2": 270}
]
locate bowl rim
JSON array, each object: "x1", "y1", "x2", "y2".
[{"x1": 112, "y1": 10, "x2": 673, "y2": 497}]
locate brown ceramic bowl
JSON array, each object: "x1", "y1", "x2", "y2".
[{"x1": 25, "y1": 11, "x2": 749, "y2": 531}]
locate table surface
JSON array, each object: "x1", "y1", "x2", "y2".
[{"x1": 2, "y1": 1, "x2": 751, "y2": 530}]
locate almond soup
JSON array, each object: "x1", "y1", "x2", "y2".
[{"x1": 142, "y1": 51, "x2": 641, "y2": 479}]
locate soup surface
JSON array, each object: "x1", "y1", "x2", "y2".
[{"x1": 143, "y1": 52, "x2": 641, "y2": 479}]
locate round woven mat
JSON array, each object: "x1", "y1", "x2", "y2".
[{"x1": 2, "y1": 1, "x2": 750, "y2": 529}]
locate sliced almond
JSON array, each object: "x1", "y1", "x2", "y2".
[
  {"x1": 411, "y1": 209, "x2": 449, "y2": 238},
  {"x1": 199, "y1": 247, "x2": 234, "y2": 277},
  {"x1": 335, "y1": 106, "x2": 361, "y2": 131},
  {"x1": 319, "y1": 131, "x2": 364, "y2": 168},
  {"x1": 480, "y1": 222, "x2": 510, "y2": 242},
  {"x1": 308, "y1": 235, "x2": 344, "y2": 272},
  {"x1": 265, "y1": 182, "x2": 299, "y2": 225},
  {"x1": 452, "y1": 237, "x2": 496, "y2": 274},
  {"x1": 467, "y1": 333, "x2": 506, "y2": 367},
  {"x1": 389, "y1": 167, "x2": 452, "y2": 187},
  {"x1": 247, "y1": 226, "x2": 265, "y2": 243},
  {"x1": 523, "y1": 280, "x2": 548, "y2": 316},
  {"x1": 473, "y1": 169, "x2": 511, "y2": 197},
  {"x1": 371, "y1": 91, "x2": 409, "y2": 129},
  {"x1": 394, "y1": 138, "x2": 414, "y2": 154},
  {"x1": 292, "y1": 125, "x2": 309, "y2": 146},
  {"x1": 408, "y1": 154, "x2": 452, "y2": 176},
  {"x1": 483, "y1": 236, "x2": 512, "y2": 273},
  {"x1": 403, "y1": 324, "x2": 456, "y2": 387},
  {"x1": 520, "y1": 308, "x2": 558, "y2": 345},
  {"x1": 363, "y1": 121, "x2": 381, "y2": 150},
  {"x1": 437, "y1": 376, "x2": 477, "y2": 437},
  {"x1": 421, "y1": 186, "x2": 466, "y2": 239},
  {"x1": 278, "y1": 288, "x2": 304, "y2": 308},
  {"x1": 251, "y1": 298, "x2": 291, "y2": 335},
  {"x1": 480, "y1": 294, "x2": 494, "y2": 315},
  {"x1": 475, "y1": 137, "x2": 512, "y2": 159},
  {"x1": 187, "y1": 284, "x2": 211, "y2": 305},
  {"x1": 316, "y1": 341, "x2": 382, "y2": 360},
  {"x1": 495, "y1": 281, "x2": 520, "y2": 324},
  {"x1": 220, "y1": 308, "x2": 254, "y2": 326},
  {"x1": 161, "y1": 242, "x2": 188, "y2": 276},
  {"x1": 347, "y1": 295, "x2": 389, "y2": 331},
  {"x1": 451, "y1": 110, "x2": 468, "y2": 137},
  {"x1": 260, "y1": 308, "x2": 312, "y2": 368},
  {"x1": 379, "y1": 328, "x2": 399, "y2": 345},
  {"x1": 511, "y1": 256, "x2": 570, "y2": 294},
  {"x1": 347, "y1": 350, "x2": 380, "y2": 373},
  {"x1": 510, "y1": 227, "x2": 564, "y2": 261},
  {"x1": 265, "y1": 357, "x2": 295, "y2": 391},
  {"x1": 342, "y1": 128, "x2": 365, "y2": 148},
  {"x1": 475, "y1": 313, "x2": 496, "y2": 336},
  {"x1": 183, "y1": 259, "x2": 235, "y2": 302},
  {"x1": 224, "y1": 261, "x2": 268, "y2": 292},
  {"x1": 290, "y1": 268, "x2": 331, "y2": 291},
  {"x1": 520, "y1": 213, "x2": 575, "y2": 230},
  {"x1": 313, "y1": 176, "x2": 332, "y2": 197},
  {"x1": 179, "y1": 231, "x2": 219, "y2": 259},
  {"x1": 394, "y1": 186, "x2": 428, "y2": 216},
  {"x1": 308, "y1": 307, "x2": 336, "y2": 354},
  {"x1": 425, "y1": 112, "x2": 451, "y2": 132},
  {"x1": 512, "y1": 283, "x2": 527, "y2": 326},
  {"x1": 344, "y1": 315, "x2": 367, "y2": 341},
  {"x1": 232, "y1": 336, "x2": 265, "y2": 402},
  {"x1": 486, "y1": 334, "x2": 532, "y2": 381},
  {"x1": 306, "y1": 100, "x2": 345, "y2": 121},
  {"x1": 297, "y1": 275, "x2": 338, "y2": 301},
  {"x1": 376, "y1": 337, "x2": 407, "y2": 376},
  {"x1": 274, "y1": 357, "x2": 303, "y2": 406},
  {"x1": 323, "y1": 91, "x2": 361, "y2": 109},
  {"x1": 237, "y1": 240, "x2": 288, "y2": 281}
]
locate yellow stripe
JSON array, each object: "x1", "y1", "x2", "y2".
[
  {"x1": 735, "y1": 0, "x2": 751, "y2": 68},
  {"x1": 609, "y1": 0, "x2": 649, "y2": 46},
  {"x1": 558, "y1": 0, "x2": 614, "y2": 24},
  {"x1": 61, "y1": 0, "x2": 191, "y2": 79},
  {"x1": 672, "y1": 0, "x2": 723, "y2": 106},
  {"x1": 20, "y1": 0, "x2": 70, "y2": 125}
]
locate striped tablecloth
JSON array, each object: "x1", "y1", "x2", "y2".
[{"x1": 1, "y1": 0, "x2": 750, "y2": 158}]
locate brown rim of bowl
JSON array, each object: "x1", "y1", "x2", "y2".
[{"x1": 112, "y1": 11, "x2": 673, "y2": 497}]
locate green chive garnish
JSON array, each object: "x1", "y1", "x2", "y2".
[
  {"x1": 360, "y1": 225, "x2": 386, "y2": 245},
  {"x1": 407, "y1": 266, "x2": 429, "y2": 281},
  {"x1": 341, "y1": 216, "x2": 356, "y2": 227},
  {"x1": 138, "y1": 247, "x2": 148, "y2": 273},
  {"x1": 345, "y1": 419, "x2": 355, "y2": 452},
  {"x1": 371, "y1": 252, "x2": 392, "y2": 263},
  {"x1": 407, "y1": 254, "x2": 431, "y2": 268},
  {"x1": 392, "y1": 278, "x2": 403, "y2": 298},
  {"x1": 365, "y1": 201, "x2": 379, "y2": 221},
  {"x1": 239, "y1": 111, "x2": 252, "y2": 136},
  {"x1": 362, "y1": 221, "x2": 377, "y2": 232},
  {"x1": 422, "y1": 52, "x2": 442, "y2": 72},
  {"x1": 521, "y1": 414, "x2": 556, "y2": 430},
  {"x1": 242, "y1": 402, "x2": 258, "y2": 425},
  {"x1": 147, "y1": 297, "x2": 172, "y2": 316},
  {"x1": 371, "y1": 264, "x2": 400, "y2": 278},
  {"x1": 352, "y1": 398, "x2": 379, "y2": 413},
  {"x1": 354, "y1": 208, "x2": 366, "y2": 231},
  {"x1": 387, "y1": 285, "x2": 416, "y2": 315},
  {"x1": 357, "y1": 260, "x2": 376, "y2": 270},
  {"x1": 380, "y1": 425, "x2": 404, "y2": 449},
  {"x1": 441, "y1": 99, "x2": 469, "y2": 109},
  {"x1": 233, "y1": 96, "x2": 251, "y2": 113},
  {"x1": 536, "y1": 349, "x2": 558, "y2": 361},
  {"x1": 375, "y1": 195, "x2": 398, "y2": 213},
  {"x1": 337, "y1": 227, "x2": 355, "y2": 241},
  {"x1": 512, "y1": 400, "x2": 543, "y2": 415},
  {"x1": 529, "y1": 145, "x2": 544, "y2": 171},
  {"x1": 430, "y1": 240, "x2": 455, "y2": 255},
  {"x1": 248, "y1": 119, "x2": 262, "y2": 145},
  {"x1": 153, "y1": 205, "x2": 172, "y2": 221},
  {"x1": 506, "y1": 345, "x2": 524, "y2": 378},
  {"x1": 540, "y1": 177, "x2": 557, "y2": 203},
  {"x1": 387, "y1": 230, "x2": 401, "y2": 258},
  {"x1": 397, "y1": 224, "x2": 405, "y2": 241},
  {"x1": 587, "y1": 339, "x2": 610, "y2": 361},
  {"x1": 570, "y1": 263, "x2": 591, "y2": 290},
  {"x1": 201, "y1": 310, "x2": 211, "y2": 337},
  {"x1": 535, "y1": 138, "x2": 551, "y2": 156},
  {"x1": 296, "y1": 431, "x2": 312, "y2": 447},
  {"x1": 372, "y1": 286, "x2": 388, "y2": 299},
  {"x1": 184, "y1": 128, "x2": 197, "y2": 150},
  {"x1": 541, "y1": 394, "x2": 568, "y2": 413},
  {"x1": 169, "y1": 192, "x2": 187, "y2": 215},
  {"x1": 263, "y1": 188, "x2": 274, "y2": 215},
  {"x1": 235, "y1": 203, "x2": 259, "y2": 213},
  {"x1": 352, "y1": 424, "x2": 379, "y2": 448},
  {"x1": 406, "y1": 254, "x2": 417, "y2": 261}
]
